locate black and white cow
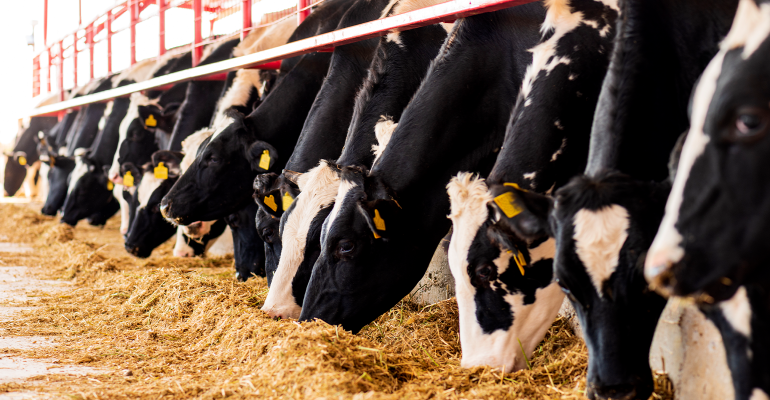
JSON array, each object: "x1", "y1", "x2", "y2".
[
  {"x1": 4, "y1": 115, "x2": 58, "y2": 197},
  {"x1": 445, "y1": 0, "x2": 617, "y2": 375},
  {"x1": 645, "y1": 1, "x2": 770, "y2": 399},
  {"x1": 160, "y1": 0, "x2": 352, "y2": 225},
  {"x1": 297, "y1": 4, "x2": 546, "y2": 333},
  {"x1": 498, "y1": 0, "x2": 739, "y2": 399},
  {"x1": 260, "y1": 0, "x2": 450, "y2": 318},
  {"x1": 40, "y1": 76, "x2": 115, "y2": 216}
]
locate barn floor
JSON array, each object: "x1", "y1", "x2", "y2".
[{"x1": 0, "y1": 203, "x2": 673, "y2": 399}]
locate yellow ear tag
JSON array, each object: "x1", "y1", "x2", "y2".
[
  {"x1": 494, "y1": 192, "x2": 523, "y2": 218},
  {"x1": 124, "y1": 171, "x2": 134, "y2": 187},
  {"x1": 264, "y1": 195, "x2": 278, "y2": 212},
  {"x1": 282, "y1": 192, "x2": 294, "y2": 211},
  {"x1": 258, "y1": 150, "x2": 271, "y2": 170},
  {"x1": 154, "y1": 162, "x2": 168, "y2": 180},
  {"x1": 144, "y1": 114, "x2": 157, "y2": 127},
  {"x1": 503, "y1": 182, "x2": 528, "y2": 192},
  {"x1": 513, "y1": 251, "x2": 527, "y2": 276},
  {"x1": 373, "y1": 209, "x2": 386, "y2": 231},
  {"x1": 18, "y1": 156, "x2": 26, "y2": 166},
  {"x1": 107, "y1": 181, "x2": 114, "y2": 191}
]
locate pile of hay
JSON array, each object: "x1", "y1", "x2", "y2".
[{"x1": 0, "y1": 204, "x2": 673, "y2": 399}]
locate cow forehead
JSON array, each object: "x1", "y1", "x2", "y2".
[
  {"x1": 721, "y1": 0, "x2": 770, "y2": 58},
  {"x1": 322, "y1": 178, "x2": 358, "y2": 244},
  {"x1": 571, "y1": 204, "x2": 629, "y2": 295},
  {"x1": 68, "y1": 156, "x2": 90, "y2": 195},
  {"x1": 138, "y1": 172, "x2": 164, "y2": 209}
]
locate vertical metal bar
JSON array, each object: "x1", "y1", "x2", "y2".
[
  {"x1": 159, "y1": 0, "x2": 166, "y2": 56},
  {"x1": 298, "y1": 0, "x2": 310, "y2": 25},
  {"x1": 242, "y1": 0, "x2": 251, "y2": 41},
  {"x1": 73, "y1": 33, "x2": 78, "y2": 87},
  {"x1": 88, "y1": 24, "x2": 94, "y2": 80},
  {"x1": 44, "y1": 0, "x2": 49, "y2": 93},
  {"x1": 58, "y1": 40, "x2": 64, "y2": 101},
  {"x1": 193, "y1": 0, "x2": 203, "y2": 66},
  {"x1": 107, "y1": 10, "x2": 113, "y2": 73},
  {"x1": 130, "y1": 0, "x2": 138, "y2": 65},
  {"x1": 47, "y1": 48, "x2": 52, "y2": 93}
]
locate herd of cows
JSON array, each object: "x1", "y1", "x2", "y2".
[{"x1": 3, "y1": 0, "x2": 769, "y2": 398}]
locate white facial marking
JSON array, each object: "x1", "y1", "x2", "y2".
[
  {"x1": 720, "y1": 286, "x2": 752, "y2": 338},
  {"x1": 551, "y1": 137, "x2": 567, "y2": 162},
  {"x1": 210, "y1": 117, "x2": 235, "y2": 141},
  {"x1": 67, "y1": 154, "x2": 90, "y2": 195},
  {"x1": 261, "y1": 162, "x2": 340, "y2": 319},
  {"x1": 573, "y1": 205, "x2": 629, "y2": 294},
  {"x1": 645, "y1": 48, "x2": 725, "y2": 280},
  {"x1": 181, "y1": 128, "x2": 214, "y2": 173},
  {"x1": 322, "y1": 178, "x2": 357, "y2": 244},
  {"x1": 386, "y1": 31, "x2": 404, "y2": 46},
  {"x1": 523, "y1": 171, "x2": 537, "y2": 182},
  {"x1": 98, "y1": 101, "x2": 114, "y2": 131},
  {"x1": 751, "y1": 389, "x2": 770, "y2": 400},
  {"x1": 371, "y1": 115, "x2": 398, "y2": 165},
  {"x1": 173, "y1": 227, "x2": 195, "y2": 257},
  {"x1": 721, "y1": 0, "x2": 770, "y2": 58},
  {"x1": 211, "y1": 69, "x2": 263, "y2": 130},
  {"x1": 137, "y1": 172, "x2": 163, "y2": 210},
  {"x1": 554, "y1": 120, "x2": 564, "y2": 130},
  {"x1": 115, "y1": 184, "x2": 130, "y2": 235}
]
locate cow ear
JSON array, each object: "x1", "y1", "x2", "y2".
[
  {"x1": 254, "y1": 188, "x2": 283, "y2": 217},
  {"x1": 137, "y1": 105, "x2": 162, "y2": 130},
  {"x1": 246, "y1": 140, "x2": 278, "y2": 172},
  {"x1": 357, "y1": 198, "x2": 401, "y2": 240},
  {"x1": 120, "y1": 162, "x2": 142, "y2": 185},
  {"x1": 151, "y1": 150, "x2": 183, "y2": 179},
  {"x1": 488, "y1": 183, "x2": 552, "y2": 242},
  {"x1": 161, "y1": 102, "x2": 182, "y2": 118}
]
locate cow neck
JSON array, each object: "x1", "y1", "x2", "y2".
[
  {"x1": 585, "y1": 0, "x2": 739, "y2": 181},
  {"x1": 65, "y1": 76, "x2": 115, "y2": 156},
  {"x1": 91, "y1": 96, "x2": 131, "y2": 167},
  {"x1": 283, "y1": 0, "x2": 387, "y2": 173},
  {"x1": 337, "y1": 24, "x2": 448, "y2": 168},
  {"x1": 167, "y1": 38, "x2": 240, "y2": 151},
  {"x1": 371, "y1": 6, "x2": 544, "y2": 197}
]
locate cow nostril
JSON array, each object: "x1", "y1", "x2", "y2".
[{"x1": 160, "y1": 202, "x2": 170, "y2": 219}]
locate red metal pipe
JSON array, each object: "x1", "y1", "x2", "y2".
[
  {"x1": 130, "y1": 0, "x2": 138, "y2": 65},
  {"x1": 159, "y1": 0, "x2": 166, "y2": 56},
  {"x1": 298, "y1": 0, "x2": 311, "y2": 25},
  {"x1": 47, "y1": 48, "x2": 51, "y2": 93},
  {"x1": 193, "y1": 0, "x2": 203, "y2": 66},
  {"x1": 107, "y1": 10, "x2": 113, "y2": 73},
  {"x1": 73, "y1": 33, "x2": 78, "y2": 87},
  {"x1": 88, "y1": 24, "x2": 94, "y2": 80},
  {"x1": 58, "y1": 40, "x2": 64, "y2": 101},
  {"x1": 242, "y1": 0, "x2": 252, "y2": 41}
]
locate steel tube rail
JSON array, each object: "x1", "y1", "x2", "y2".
[{"x1": 27, "y1": 0, "x2": 536, "y2": 117}]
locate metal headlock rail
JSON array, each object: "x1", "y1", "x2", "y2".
[{"x1": 27, "y1": 0, "x2": 536, "y2": 118}]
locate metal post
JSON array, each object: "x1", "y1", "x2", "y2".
[
  {"x1": 47, "y1": 48, "x2": 51, "y2": 93},
  {"x1": 130, "y1": 0, "x2": 137, "y2": 65},
  {"x1": 298, "y1": 0, "x2": 310, "y2": 25},
  {"x1": 88, "y1": 24, "x2": 94, "y2": 80},
  {"x1": 73, "y1": 33, "x2": 78, "y2": 87},
  {"x1": 107, "y1": 10, "x2": 113, "y2": 73},
  {"x1": 44, "y1": 0, "x2": 49, "y2": 94},
  {"x1": 58, "y1": 40, "x2": 64, "y2": 101},
  {"x1": 193, "y1": 0, "x2": 203, "y2": 66},
  {"x1": 242, "y1": 0, "x2": 252, "y2": 41},
  {"x1": 159, "y1": 0, "x2": 166, "y2": 56}
]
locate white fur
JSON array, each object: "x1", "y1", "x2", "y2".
[
  {"x1": 98, "y1": 100, "x2": 114, "y2": 131},
  {"x1": 447, "y1": 173, "x2": 563, "y2": 372},
  {"x1": 38, "y1": 162, "x2": 50, "y2": 201},
  {"x1": 206, "y1": 226, "x2": 234, "y2": 257},
  {"x1": 115, "y1": 184, "x2": 130, "y2": 235},
  {"x1": 211, "y1": 70, "x2": 263, "y2": 131},
  {"x1": 137, "y1": 172, "x2": 163, "y2": 210},
  {"x1": 720, "y1": 286, "x2": 752, "y2": 338},
  {"x1": 721, "y1": 0, "x2": 770, "y2": 58},
  {"x1": 173, "y1": 227, "x2": 196, "y2": 257},
  {"x1": 67, "y1": 152, "x2": 90, "y2": 195},
  {"x1": 523, "y1": 172, "x2": 537, "y2": 182},
  {"x1": 551, "y1": 137, "x2": 567, "y2": 162},
  {"x1": 645, "y1": 52, "x2": 725, "y2": 282},
  {"x1": 573, "y1": 205, "x2": 629, "y2": 294},
  {"x1": 108, "y1": 93, "x2": 158, "y2": 182},
  {"x1": 371, "y1": 116, "x2": 398, "y2": 165},
  {"x1": 751, "y1": 389, "x2": 770, "y2": 400},
  {"x1": 322, "y1": 178, "x2": 357, "y2": 245},
  {"x1": 262, "y1": 162, "x2": 341, "y2": 319},
  {"x1": 181, "y1": 128, "x2": 214, "y2": 172}
]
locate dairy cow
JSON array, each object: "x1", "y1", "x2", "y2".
[
  {"x1": 645, "y1": 1, "x2": 770, "y2": 399},
  {"x1": 445, "y1": 0, "x2": 617, "y2": 377},
  {"x1": 297, "y1": 4, "x2": 546, "y2": 333},
  {"x1": 4, "y1": 115, "x2": 58, "y2": 197},
  {"x1": 499, "y1": 0, "x2": 739, "y2": 399},
  {"x1": 259, "y1": 0, "x2": 450, "y2": 317},
  {"x1": 160, "y1": 0, "x2": 352, "y2": 225}
]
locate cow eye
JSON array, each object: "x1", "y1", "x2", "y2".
[
  {"x1": 557, "y1": 280, "x2": 577, "y2": 302},
  {"x1": 337, "y1": 240, "x2": 355, "y2": 254},
  {"x1": 475, "y1": 264, "x2": 494, "y2": 281},
  {"x1": 261, "y1": 228, "x2": 274, "y2": 242},
  {"x1": 729, "y1": 108, "x2": 768, "y2": 142},
  {"x1": 208, "y1": 156, "x2": 221, "y2": 165}
]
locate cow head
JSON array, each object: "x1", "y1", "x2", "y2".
[
  {"x1": 116, "y1": 119, "x2": 159, "y2": 182},
  {"x1": 253, "y1": 172, "x2": 299, "y2": 286},
  {"x1": 137, "y1": 103, "x2": 181, "y2": 133},
  {"x1": 299, "y1": 166, "x2": 420, "y2": 333},
  {"x1": 224, "y1": 201, "x2": 266, "y2": 281},
  {"x1": 445, "y1": 173, "x2": 564, "y2": 373},
  {"x1": 3, "y1": 152, "x2": 28, "y2": 198},
  {"x1": 123, "y1": 152, "x2": 182, "y2": 258},
  {"x1": 505, "y1": 171, "x2": 669, "y2": 400},
  {"x1": 61, "y1": 152, "x2": 116, "y2": 226},
  {"x1": 161, "y1": 111, "x2": 279, "y2": 225},
  {"x1": 40, "y1": 155, "x2": 75, "y2": 216},
  {"x1": 261, "y1": 161, "x2": 340, "y2": 319},
  {"x1": 646, "y1": 0, "x2": 770, "y2": 303},
  {"x1": 120, "y1": 162, "x2": 142, "y2": 238}
]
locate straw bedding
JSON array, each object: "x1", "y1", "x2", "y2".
[{"x1": 0, "y1": 204, "x2": 673, "y2": 399}]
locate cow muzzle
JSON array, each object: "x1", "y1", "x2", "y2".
[{"x1": 587, "y1": 383, "x2": 639, "y2": 400}]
